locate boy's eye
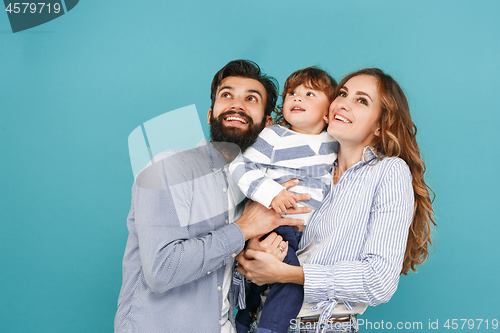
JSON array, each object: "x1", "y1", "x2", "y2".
[
  {"x1": 306, "y1": 92, "x2": 315, "y2": 97},
  {"x1": 221, "y1": 92, "x2": 232, "y2": 98},
  {"x1": 288, "y1": 91, "x2": 297, "y2": 96}
]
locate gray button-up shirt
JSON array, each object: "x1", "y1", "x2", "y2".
[{"x1": 115, "y1": 140, "x2": 246, "y2": 332}]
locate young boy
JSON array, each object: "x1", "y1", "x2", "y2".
[{"x1": 230, "y1": 67, "x2": 338, "y2": 333}]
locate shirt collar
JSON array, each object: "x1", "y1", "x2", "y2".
[
  {"x1": 201, "y1": 139, "x2": 242, "y2": 172},
  {"x1": 361, "y1": 146, "x2": 380, "y2": 166}
]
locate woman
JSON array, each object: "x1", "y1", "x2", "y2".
[{"x1": 237, "y1": 68, "x2": 436, "y2": 333}]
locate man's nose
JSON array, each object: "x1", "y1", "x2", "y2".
[{"x1": 229, "y1": 97, "x2": 246, "y2": 111}]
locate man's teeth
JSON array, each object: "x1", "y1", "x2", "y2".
[
  {"x1": 334, "y1": 115, "x2": 351, "y2": 123},
  {"x1": 225, "y1": 116, "x2": 248, "y2": 124}
]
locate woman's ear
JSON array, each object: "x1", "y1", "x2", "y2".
[
  {"x1": 374, "y1": 126, "x2": 381, "y2": 137},
  {"x1": 207, "y1": 109, "x2": 212, "y2": 124}
]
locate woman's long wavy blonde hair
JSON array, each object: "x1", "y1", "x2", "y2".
[{"x1": 337, "y1": 68, "x2": 436, "y2": 275}]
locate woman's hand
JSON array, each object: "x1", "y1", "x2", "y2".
[
  {"x1": 236, "y1": 249, "x2": 284, "y2": 286},
  {"x1": 247, "y1": 232, "x2": 288, "y2": 262},
  {"x1": 237, "y1": 249, "x2": 305, "y2": 286}
]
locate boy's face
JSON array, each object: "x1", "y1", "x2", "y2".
[
  {"x1": 208, "y1": 76, "x2": 272, "y2": 150},
  {"x1": 282, "y1": 84, "x2": 330, "y2": 135}
]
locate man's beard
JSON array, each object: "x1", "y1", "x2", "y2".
[{"x1": 210, "y1": 110, "x2": 267, "y2": 152}]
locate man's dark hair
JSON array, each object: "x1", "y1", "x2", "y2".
[{"x1": 210, "y1": 60, "x2": 278, "y2": 117}]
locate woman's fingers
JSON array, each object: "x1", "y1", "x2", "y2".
[
  {"x1": 265, "y1": 233, "x2": 283, "y2": 252},
  {"x1": 277, "y1": 241, "x2": 288, "y2": 262}
]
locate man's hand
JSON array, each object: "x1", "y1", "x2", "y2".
[
  {"x1": 270, "y1": 189, "x2": 297, "y2": 214},
  {"x1": 236, "y1": 179, "x2": 311, "y2": 240}
]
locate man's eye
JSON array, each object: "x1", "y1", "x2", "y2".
[
  {"x1": 247, "y1": 96, "x2": 257, "y2": 102},
  {"x1": 221, "y1": 92, "x2": 231, "y2": 98}
]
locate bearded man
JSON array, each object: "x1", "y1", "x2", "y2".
[{"x1": 114, "y1": 60, "x2": 310, "y2": 332}]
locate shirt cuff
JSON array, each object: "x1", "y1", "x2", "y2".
[
  {"x1": 252, "y1": 179, "x2": 286, "y2": 208},
  {"x1": 217, "y1": 223, "x2": 245, "y2": 260},
  {"x1": 303, "y1": 264, "x2": 335, "y2": 304}
]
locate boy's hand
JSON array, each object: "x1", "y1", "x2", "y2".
[{"x1": 270, "y1": 189, "x2": 297, "y2": 214}]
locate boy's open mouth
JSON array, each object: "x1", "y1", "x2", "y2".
[{"x1": 290, "y1": 106, "x2": 305, "y2": 113}]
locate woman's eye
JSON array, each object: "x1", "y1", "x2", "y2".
[
  {"x1": 357, "y1": 98, "x2": 368, "y2": 105},
  {"x1": 338, "y1": 91, "x2": 347, "y2": 97}
]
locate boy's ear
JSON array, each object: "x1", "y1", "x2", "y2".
[
  {"x1": 207, "y1": 109, "x2": 212, "y2": 124},
  {"x1": 265, "y1": 115, "x2": 273, "y2": 126}
]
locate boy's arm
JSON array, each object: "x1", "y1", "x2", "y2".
[{"x1": 229, "y1": 127, "x2": 286, "y2": 208}]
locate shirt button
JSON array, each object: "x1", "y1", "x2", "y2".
[
  {"x1": 223, "y1": 167, "x2": 227, "y2": 173},
  {"x1": 217, "y1": 286, "x2": 222, "y2": 291},
  {"x1": 225, "y1": 219, "x2": 229, "y2": 225},
  {"x1": 222, "y1": 187, "x2": 227, "y2": 193},
  {"x1": 212, "y1": 168, "x2": 217, "y2": 172},
  {"x1": 231, "y1": 253, "x2": 237, "y2": 258},
  {"x1": 207, "y1": 271, "x2": 211, "y2": 275},
  {"x1": 219, "y1": 320, "x2": 222, "y2": 325}
]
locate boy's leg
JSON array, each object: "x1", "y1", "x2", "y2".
[
  {"x1": 256, "y1": 226, "x2": 304, "y2": 333},
  {"x1": 236, "y1": 282, "x2": 268, "y2": 333}
]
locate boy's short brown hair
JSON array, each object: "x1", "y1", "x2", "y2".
[{"x1": 275, "y1": 66, "x2": 337, "y2": 128}]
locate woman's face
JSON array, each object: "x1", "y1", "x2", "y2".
[{"x1": 326, "y1": 74, "x2": 382, "y2": 148}]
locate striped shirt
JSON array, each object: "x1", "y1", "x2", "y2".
[
  {"x1": 300, "y1": 147, "x2": 414, "y2": 328},
  {"x1": 229, "y1": 125, "x2": 338, "y2": 223}
]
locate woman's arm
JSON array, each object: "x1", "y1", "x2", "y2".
[{"x1": 237, "y1": 159, "x2": 414, "y2": 307}]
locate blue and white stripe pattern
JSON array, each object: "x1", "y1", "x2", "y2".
[
  {"x1": 229, "y1": 125, "x2": 338, "y2": 222},
  {"x1": 300, "y1": 147, "x2": 414, "y2": 332}
]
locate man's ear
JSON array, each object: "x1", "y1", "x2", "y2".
[
  {"x1": 265, "y1": 115, "x2": 273, "y2": 126},
  {"x1": 207, "y1": 109, "x2": 212, "y2": 124}
]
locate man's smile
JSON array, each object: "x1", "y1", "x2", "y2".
[{"x1": 222, "y1": 112, "x2": 250, "y2": 127}]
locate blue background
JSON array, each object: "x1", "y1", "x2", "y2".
[{"x1": 1, "y1": 1, "x2": 499, "y2": 332}]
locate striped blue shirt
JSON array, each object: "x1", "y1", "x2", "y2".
[
  {"x1": 229, "y1": 125, "x2": 337, "y2": 222},
  {"x1": 300, "y1": 147, "x2": 414, "y2": 328}
]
